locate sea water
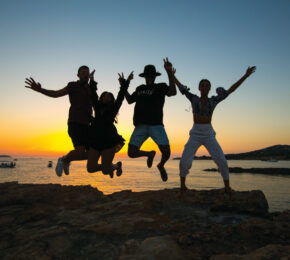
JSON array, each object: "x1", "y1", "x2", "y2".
[{"x1": 0, "y1": 157, "x2": 289, "y2": 212}]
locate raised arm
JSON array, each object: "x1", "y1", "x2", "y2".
[
  {"x1": 114, "y1": 72, "x2": 133, "y2": 116},
  {"x1": 89, "y1": 70, "x2": 99, "y2": 113},
  {"x1": 25, "y1": 77, "x2": 68, "y2": 98},
  {"x1": 163, "y1": 57, "x2": 177, "y2": 97},
  {"x1": 122, "y1": 71, "x2": 135, "y2": 104},
  {"x1": 125, "y1": 90, "x2": 135, "y2": 104},
  {"x1": 227, "y1": 66, "x2": 256, "y2": 95},
  {"x1": 171, "y1": 68, "x2": 195, "y2": 101}
]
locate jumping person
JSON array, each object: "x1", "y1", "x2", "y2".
[
  {"x1": 172, "y1": 66, "x2": 256, "y2": 194},
  {"x1": 86, "y1": 72, "x2": 133, "y2": 178},
  {"x1": 125, "y1": 58, "x2": 176, "y2": 182},
  {"x1": 25, "y1": 66, "x2": 95, "y2": 176}
]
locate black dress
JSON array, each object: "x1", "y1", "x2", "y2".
[{"x1": 89, "y1": 80, "x2": 128, "y2": 152}]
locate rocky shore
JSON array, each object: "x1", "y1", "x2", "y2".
[
  {"x1": 204, "y1": 167, "x2": 290, "y2": 175},
  {"x1": 0, "y1": 182, "x2": 289, "y2": 259}
]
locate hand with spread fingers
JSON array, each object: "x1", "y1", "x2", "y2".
[
  {"x1": 163, "y1": 57, "x2": 173, "y2": 72},
  {"x1": 25, "y1": 77, "x2": 42, "y2": 92},
  {"x1": 245, "y1": 66, "x2": 256, "y2": 77}
]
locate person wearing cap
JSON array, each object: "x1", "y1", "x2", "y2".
[
  {"x1": 171, "y1": 66, "x2": 256, "y2": 196},
  {"x1": 125, "y1": 58, "x2": 176, "y2": 182}
]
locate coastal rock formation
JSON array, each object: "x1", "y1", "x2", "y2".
[
  {"x1": 0, "y1": 182, "x2": 289, "y2": 259},
  {"x1": 211, "y1": 244, "x2": 290, "y2": 259},
  {"x1": 204, "y1": 167, "x2": 290, "y2": 175}
]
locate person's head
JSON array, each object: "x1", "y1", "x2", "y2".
[
  {"x1": 198, "y1": 79, "x2": 211, "y2": 97},
  {"x1": 77, "y1": 65, "x2": 90, "y2": 83},
  {"x1": 139, "y1": 65, "x2": 161, "y2": 85},
  {"x1": 99, "y1": 91, "x2": 115, "y2": 105}
]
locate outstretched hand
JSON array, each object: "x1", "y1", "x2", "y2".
[
  {"x1": 89, "y1": 69, "x2": 96, "y2": 81},
  {"x1": 163, "y1": 57, "x2": 173, "y2": 72},
  {"x1": 245, "y1": 66, "x2": 256, "y2": 77},
  {"x1": 25, "y1": 77, "x2": 42, "y2": 92}
]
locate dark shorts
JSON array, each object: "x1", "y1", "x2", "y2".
[{"x1": 68, "y1": 122, "x2": 89, "y2": 149}]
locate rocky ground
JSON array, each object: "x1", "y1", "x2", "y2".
[{"x1": 0, "y1": 182, "x2": 289, "y2": 259}]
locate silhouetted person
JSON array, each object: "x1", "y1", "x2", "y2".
[
  {"x1": 125, "y1": 58, "x2": 176, "y2": 182},
  {"x1": 25, "y1": 66, "x2": 95, "y2": 176},
  {"x1": 87, "y1": 72, "x2": 133, "y2": 177},
  {"x1": 172, "y1": 66, "x2": 256, "y2": 196}
]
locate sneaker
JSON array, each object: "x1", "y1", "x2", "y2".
[
  {"x1": 147, "y1": 151, "x2": 156, "y2": 168},
  {"x1": 116, "y1": 161, "x2": 122, "y2": 177},
  {"x1": 55, "y1": 157, "x2": 64, "y2": 177},
  {"x1": 157, "y1": 163, "x2": 168, "y2": 182},
  {"x1": 63, "y1": 159, "x2": 70, "y2": 175}
]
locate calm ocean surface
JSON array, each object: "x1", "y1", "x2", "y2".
[{"x1": 1, "y1": 157, "x2": 290, "y2": 212}]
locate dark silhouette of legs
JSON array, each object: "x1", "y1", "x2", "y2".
[
  {"x1": 128, "y1": 144, "x2": 156, "y2": 168},
  {"x1": 63, "y1": 146, "x2": 87, "y2": 163},
  {"x1": 87, "y1": 148, "x2": 101, "y2": 173}
]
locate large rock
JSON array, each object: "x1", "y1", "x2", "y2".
[
  {"x1": 120, "y1": 235, "x2": 193, "y2": 260},
  {"x1": 211, "y1": 244, "x2": 290, "y2": 259},
  {"x1": 0, "y1": 182, "x2": 288, "y2": 259}
]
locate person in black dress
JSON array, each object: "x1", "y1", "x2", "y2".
[{"x1": 87, "y1": 72, "x2": 134, "y2": 178}]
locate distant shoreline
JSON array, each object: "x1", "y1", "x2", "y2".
[
  {"x1": 173, "y1": 157, "x2": 290, "y2": 161},
  {"x1": 172, "y1": 144, "x2": 290, "y2": 161},
  {"x1": 204, "y1": 167, "x2": 290, "y2": 175}
]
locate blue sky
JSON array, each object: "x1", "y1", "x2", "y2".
[{"x1": 0, "y1": 0, "x2": 290, "y2": 155}]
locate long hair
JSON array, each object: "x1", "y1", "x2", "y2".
[{"x1": 99, "y1": 91, "x2": 118, "y2": 123}]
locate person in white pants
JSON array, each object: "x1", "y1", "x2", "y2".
[{"x1": 171, "y1": 66, "x2": 256, "y2": 195}]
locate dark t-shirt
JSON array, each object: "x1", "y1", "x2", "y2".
[
  {"x1": 67, "y1": 81, "x2": 92, "y2": 125},
  {"x1": 131, "y1": 83, "x2": 169, "y2": 126}
]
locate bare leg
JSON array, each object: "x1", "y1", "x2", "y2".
[
  {"x1": 223, "y1": 179, "x2": 232, "y2": 197},
  {"x1": 101, "y1": 147, "x2": 116, "y2": 178},
  {"x1": 128, "y1": 144, "x2": 156, "y2": 168},
  {"x1": 180, "y1": 176, "x2": 187, "y2": 190},
  {"x1": 62, "y1": 146, "x2": 87, "y2": 163},
  {"x1": 156, "y1": 145, "x2": 170, "y2": 182},
  {"x1": 87, "y1": 148, "x2": 102, "y2": 173},
  {"x1": 178, "y1": 176, "x2": 188, "y2": 199},
  {"x1": 157, "y1": 145, "x2": 170, "y2": 167}
]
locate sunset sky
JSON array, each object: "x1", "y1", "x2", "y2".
[{"x1": 0, "y1": 0, "x2": 290, "y2": 157}]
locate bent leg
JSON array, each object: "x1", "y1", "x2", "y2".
[
  {"x1": 101, "y1": 147, "x2": 116, "y2": 177},
  {"x1": 63, "y1": 146, "x2": 88, "y2": 163},
  {"x1": 157, "y1": 145, "x2": 170, "y2": 167},
  {"x1": 128, "y1": 126, "x2": 156, "y2": 167},
  {"x1": 87, "y1": 148, "x2": 102, "y2": 173},
  {"x1": 64, "y1": 123, "x2": 89, "y2": 163},
  {"x1": 128, "y1": 144, "x2": 153, "y2": 158}
]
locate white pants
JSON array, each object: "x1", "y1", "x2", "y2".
[{"x1": 179, "y1": 124, "x2": 229, "y2": 180}]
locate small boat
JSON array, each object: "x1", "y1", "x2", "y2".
[
  {"x1": 0, "y1": 160, "x2": 16, "y2": 168},
  {"x1": 48, "y1": 161, "x2": 53, "y2": 168}
]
